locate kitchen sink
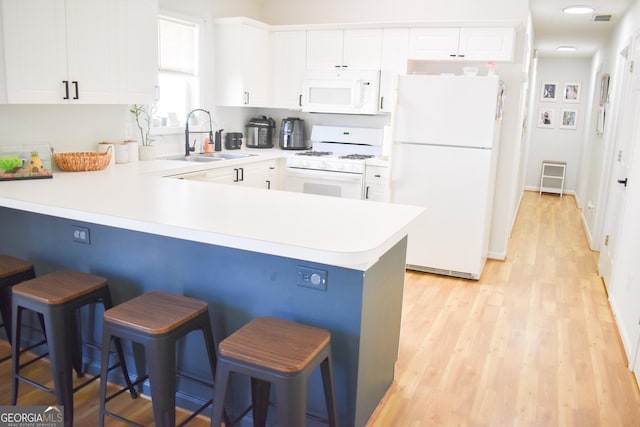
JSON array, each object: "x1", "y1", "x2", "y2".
[
  {"x1": 162, "y1": 152, "x2": 257, "y2": 162},
  {"x1": 196, "y1": 152, "x2": 258, "y2": 159},
  {"x1": 162, "y1": 155, "x2": 224, "y2": 162}
]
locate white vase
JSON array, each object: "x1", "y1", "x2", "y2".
[{"x1": 138, "y1": 145, "x2": 157, "y2": 161}]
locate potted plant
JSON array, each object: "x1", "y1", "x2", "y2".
[{"x1": 130, "y1": 104, "x2": 157, "y2": 160}]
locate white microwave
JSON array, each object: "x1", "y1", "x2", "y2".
[{"x1": 301, "y1": 69, "x2": 381, "y2": 115}]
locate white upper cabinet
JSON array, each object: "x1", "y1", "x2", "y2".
[
  {"x1": 272, "y1": 31, "x2": 306, "y2": 109},
  {"x1": 116, "y1": 0, "x2": 158, "y2": 105},
  {"x1": 379, "y1": 28, "x2": 409, "y2": 113},
  {"x1": 306, "y1": 29, "x2": 382, "y2": 70},
  {"x1": 408, "y1": 28, "x2": 460, "y2": 61},
  {"x1": 0, "y1": 0, "x2": 157, "y2": 104},
  {"x1": 215, "y1": 18, "x2": 271, "y2": 107},
  {"x1": 457, "y1": 27, "x2": 515, "y2": 62},
  {"x1": 409, "y1": 27, "x2": 515, "y2": 62}
]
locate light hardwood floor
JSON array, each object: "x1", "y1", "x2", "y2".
[{"x1": 1, "y1": 191, "x2": 639, "y2": 426}]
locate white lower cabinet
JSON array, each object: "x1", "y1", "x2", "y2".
[
  {"x1": 175, "y1": 159, "x2": 279, "y2": 190},
  {"x1": 364, "y1": 165, "x2": 390, "y2": 202}
]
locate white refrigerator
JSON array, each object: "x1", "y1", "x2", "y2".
[{"x1": 391, "y1": 74, "x2": 503, "y2": 280}]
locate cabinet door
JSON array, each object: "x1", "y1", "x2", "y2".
[
  {"x1": 306, "y1": 30, "x2": 344, "y2": 69},
  {"x1": 408, "y1": 28, "x2": 460, "y2": 60},
  {"x1": 116, "y1": 0, "x2": 158, "y2": 104},
  {"x1": 66, "y1": 0, "x2": 119, "y2": 103},
  {"x1": 2, "y1": 0, "x2": 68, "y2": 103},
  {"x1": 272, "y1": 31, "x2": 306, "y2": 109},
  {"x1": 342, "y1": 29, "x2": 382, "y2": 69},
  {"x1": 242, "y1": 24, "x2": 270, "y2": 106},
  {"x1": 379, "y1": 28, "x2": 409, "y2": 113},
  {"x1": 215, "y1": 20, "x2": 270, "y2": 107},
  {"x1": 458, "y1": 27, "x2": 515, "y2": 62},
  {"x1": 364, "y1": 165, "x2": 390, "y2": 202},
  {"x1": 238, "y1": 160, "x2": 274, "y2": 189}
]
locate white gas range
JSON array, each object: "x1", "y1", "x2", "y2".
[{"x1": 285, "y1": 125, "x2": 384, "y2": 199}]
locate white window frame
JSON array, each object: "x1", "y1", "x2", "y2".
[{"x1": 152, "y1": 12, "x2": 202, "y2": 134}]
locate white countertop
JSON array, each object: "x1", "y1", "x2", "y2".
[{"x1": 0, "y1": 154, "x2": 422, "y2": 270}]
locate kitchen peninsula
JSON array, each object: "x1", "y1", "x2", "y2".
[{"x1": 0, "y1": 158, "x2": 423, "y2": 427}]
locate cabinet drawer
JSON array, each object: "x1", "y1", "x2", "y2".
[{"x1": 365, "y1": 166, "x2": 389, "y2": 182}]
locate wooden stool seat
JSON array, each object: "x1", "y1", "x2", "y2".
[
  {"x1": 0, "y1": 255, "x2": 37, "y2": 360},
  {"x1": 13, "y1": 269, "x2": 108, "y2": 304},
  {"x1": 211, "y1": 317, "x2": 339, "y2": 427},
  {"x1": 103, "y1": 290, "x2": 209, "y2": 335},
  {"x1": 99, "y1": 291, "x2": 225, "y2": 427},
  {"x1": 0, "y1": 255, "x2": 34, "y2": 279},
  {"x1": 11, "y1": 270, "x2": 136, "y2": 427},
  {"x1": 219, "y1": 316, "x2": 331, "y2": 373}
]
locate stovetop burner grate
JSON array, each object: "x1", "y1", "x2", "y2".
[
  {"x1": 295, "y1": 151, "x2": 333, "y2": 157},
  {"x1": 339, "y1": 154, "x2": 375, "y2": 160}
]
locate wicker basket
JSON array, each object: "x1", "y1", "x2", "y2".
[{"x1": 52, "y1": 147, "x2": 112, "y2": 172}]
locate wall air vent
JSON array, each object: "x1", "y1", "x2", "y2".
[{"x1": 593, "y1": 14, "x2": 612, "y2": 22}]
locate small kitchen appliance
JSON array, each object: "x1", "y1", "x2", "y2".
[
  {"x1": 224, "y1": 132, "x2": 243, "y2": 150},
  {"x1": 279, "y1": 117, "x2": 308, "y2": 150},
  {"x1": 245, "y1": 116, "x2": 275, "y2": 148}
]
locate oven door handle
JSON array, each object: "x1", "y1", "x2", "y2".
[{"x1": 286, "y1": 168, "x2": 363, "y2": 182}]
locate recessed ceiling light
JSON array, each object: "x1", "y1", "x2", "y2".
[
  {"x1": 563, "y1": 5, "x2": 596, "y2": 14},
  {"x1": 557, "y1": 46, "x2": 578, "y2": 52}
]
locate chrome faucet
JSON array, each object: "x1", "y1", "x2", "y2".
[{"x1": 185, "y1": 109, "x2": 215, "y2": 156}]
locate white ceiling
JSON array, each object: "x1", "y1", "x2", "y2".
[{"x1": 531, "y1": 0, "x2": 635, "y2": 57}]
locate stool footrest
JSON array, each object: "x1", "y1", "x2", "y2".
[{"x1": 1, "y1": 338, "x2": 47, "y2": 364}]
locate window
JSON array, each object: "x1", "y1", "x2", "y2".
[{"x1": 155, "y1": 15, "x2": 200, "y2": 128}]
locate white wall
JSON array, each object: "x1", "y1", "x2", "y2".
[
  {"x1": 525, "y1": 58, "x2": 591, "y2": 194},
  {"x1": 260, "y1": 0, "x2": 529, "y2": 25}
]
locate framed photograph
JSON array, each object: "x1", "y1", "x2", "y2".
[
  {"x1": 560, "y1": 109, "x2": 578, "y2": 129},
  {"x1": 563, "y1": 82, "x2": 581, "y2": 103},
  {"x1": 541, "y1": 81, "x2": 559, "y2": 101},
  {"x1": 537, "y1": 107, "x2": 555, "y2": 128}
]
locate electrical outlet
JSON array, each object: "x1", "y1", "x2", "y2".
[
  {"x1": 296, "y1": 266, "x2": 328, "y2": 291},
  {"x1": 72, "y1": 226, "x2": 90, "y2": 244}
]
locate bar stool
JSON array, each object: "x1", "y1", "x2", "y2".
[
  {"x1": 11, "y1": 269, "x2": 137, "y2": 427},
  {"x1": 0, "y1": 255, "x2": 36, "y2": 362},
  {"x1": 211, "y1": 316, "x2": 339, "y2": 427},
  {"x1": 99, "y1": 290, "x2": 224, "y2": 427}
]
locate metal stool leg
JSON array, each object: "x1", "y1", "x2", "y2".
[
  {"x1": 147, "y1": 337, "x2": 177, "y2": 427},
  {"x1": 44, "y1": 307, "x2": 74, "y2": 427},
  {"x1": 275, "y1": 374, "x2": 307, "y2": 427},
  {"x1": 321, "y1": 353, "x2": 339, "y2": 427},
  {"x1": 210, "y1": 362, "x2": 231, "y2": 427}
]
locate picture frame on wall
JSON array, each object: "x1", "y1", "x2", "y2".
[
  {"x1": 563, "y1": 82, "x2": 581, "y2": 103},
  {"x1": 560, "y1": 109, "x2": 578, "y2": 129},
  {"x1": 537, "y1": 107, "x2": 555, "y2": 128},
  {"x1": 541, "y1": 81, "x2": 559, "y2": 101}
]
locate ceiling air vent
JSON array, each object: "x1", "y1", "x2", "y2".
[{"x1": 593, "y1": 14, "x2": 612, "y2": 22}]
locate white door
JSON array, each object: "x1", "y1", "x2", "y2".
[
  {"x1": 605, "y1": 32, "x2": 640, "y2": 382},
  {"x1": 599, "y1": 39, "x2": 639, "y2": 289}
]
